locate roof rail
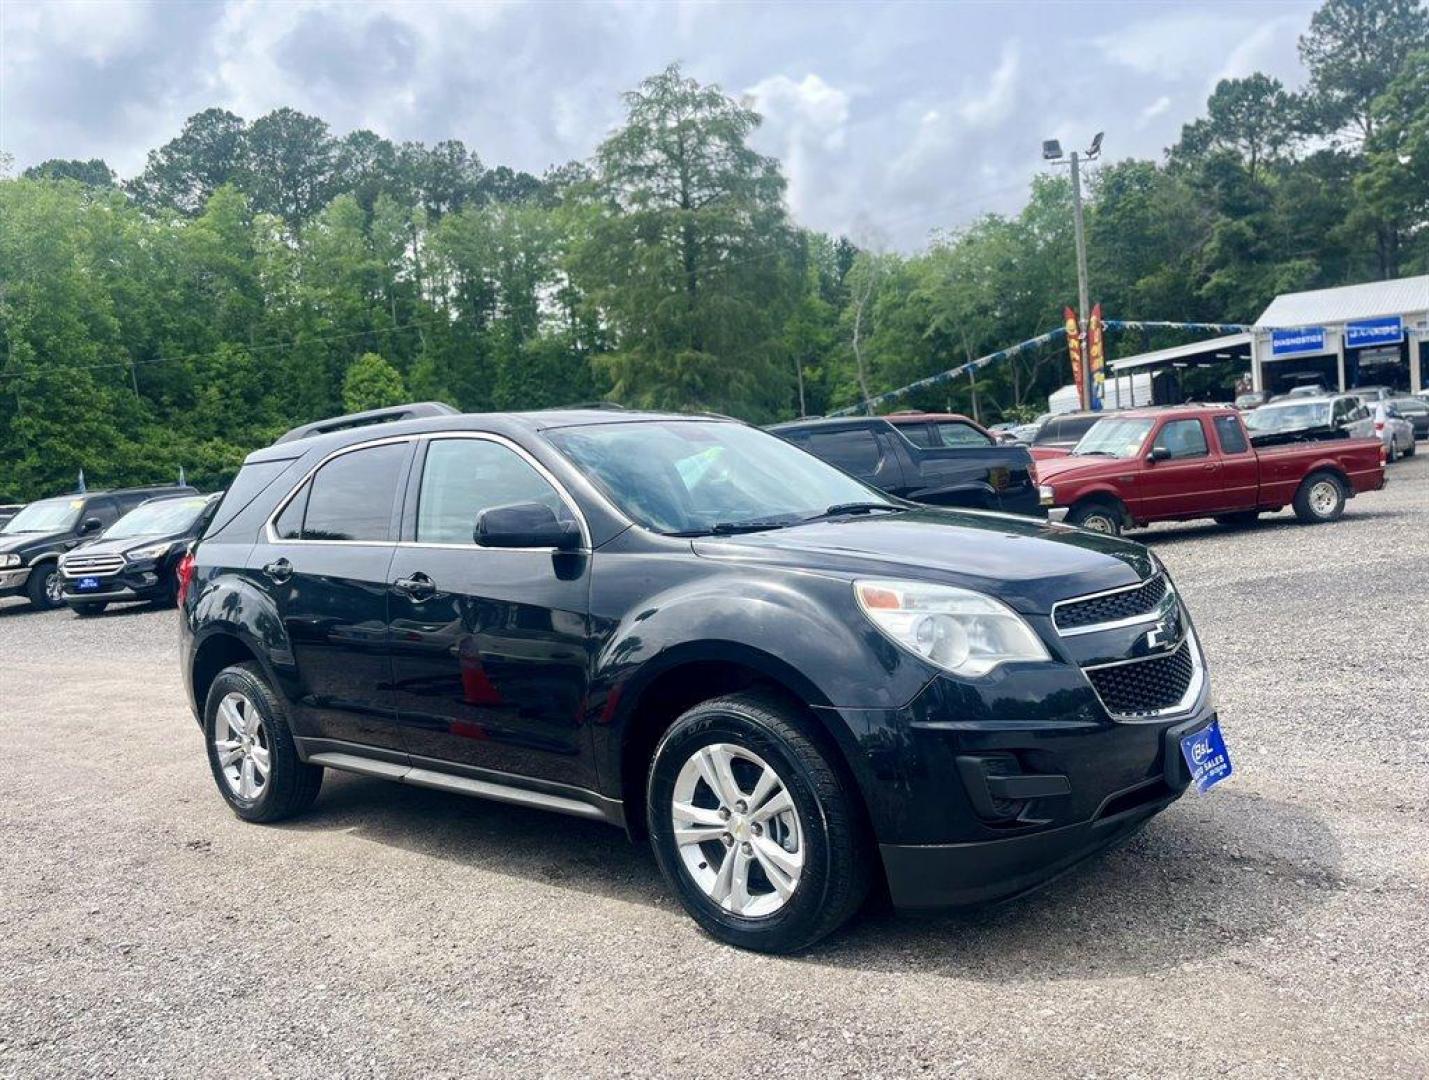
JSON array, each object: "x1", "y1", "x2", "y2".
[{"x1": 273, "y1": 402, "x2": 460, "y2": 445}]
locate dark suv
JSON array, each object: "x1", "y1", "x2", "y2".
[
  {"x1": 60, "y1": 492, "x2": 220, "y2": 614},
  {"x1": 0, "y1": 485, "x2": 199, "y2": 610},
  {"x1": 181, "y1": 403, "x2": 1230, "y2": 952}
]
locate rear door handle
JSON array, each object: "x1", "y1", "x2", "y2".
[
  {"x1": 262, "y1": 558, "x2": 292, "y2": 583},
  {"x1": 394, "y1": 572, "x2": 436, "y2": 599}
]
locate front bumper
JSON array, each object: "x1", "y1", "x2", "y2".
[
  {"x1": 1045, "y1": 506, "x2": 1069, "y2": 523},
  {"x1": 0, "y1": 566, "x2": 32, "y2": 595},
  {"x1": 59, "y1": 566, "x2": 168, "y2": 604},
  {"x1": 880, "y1": 712, "x2": 1214, "y2": 908}
]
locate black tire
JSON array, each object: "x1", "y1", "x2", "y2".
[
  {"x1": 1213, "y1": 510, "x2": 1260, "y2": 528},
  {"x1": 1066, "y1": 500, "x2": 1124, "y2": 536},
  {"x1": 71, "y1": 601, "x2": 108, "y2": 617},
  {"x1": 1405, "y1": 439, "x2": 1416, "y2": 458},
  {"x1": 646, "y1": 691, "x2": 872, "y2": 954},
  {"x1": 1292, "y1": 470, "x2": 1346, "y2": 524},
  {"x1": 25, "y1": 562, "x2": 61, "y2": 611},
  {"x1": 203, "y1": 662, "x2": 322, "y2": 823}
]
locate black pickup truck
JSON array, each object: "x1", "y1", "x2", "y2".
[{"x1": 767, "y1": 415, "x2": 1043, "y2": 517}]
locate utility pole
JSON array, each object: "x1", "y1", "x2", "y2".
[
  {"x1": 1042, "y1": 132, "x2": 1102, "y2": 411},
  {"x1": 1070, "y1": 151, "x2": 1091, "y2": 411}
]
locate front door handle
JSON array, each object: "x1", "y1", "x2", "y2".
[
  {"x1": 262, "y1": 557, "x2": 292, "y2": 583},
  {"x1": 394, "y1": 572, "x2": 436, "y2": 599}
]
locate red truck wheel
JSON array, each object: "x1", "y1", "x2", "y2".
[{"x1": 1293, "y1": 472, "x2": 1346, "y2": 524}]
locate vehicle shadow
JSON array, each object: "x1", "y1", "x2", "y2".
[
  {"x1": 811, "y1": 789, "x2": 1345, "y2": 980},
  {"x1": 287, "y1": 776, "x2": 1343, "y2": 979}
]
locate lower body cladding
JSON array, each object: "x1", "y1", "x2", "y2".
[{"x1": 819, "y1": 669, "x2": 1217, "y2": 910}]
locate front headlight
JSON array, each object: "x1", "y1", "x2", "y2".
[
  {"x1": 126, "y1": 542, "x2": 172, "y2": 562},
  {"x1": 1, "y1": 554, "x2": 19, "y2": 568},
  {"x1": 854, "y1": 579, "x2": 1051, "y2": 677},
  {"x1": 1038, "y1": 484, "x2": 1056, "y2": 506}
]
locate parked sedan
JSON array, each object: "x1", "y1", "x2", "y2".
[
  {"x1": 1369, "y1": 401, "x2": 1416, "y2": 461},
  {"x1": 1389, "y1": 396, "x2": 1429, "y2": 440}
]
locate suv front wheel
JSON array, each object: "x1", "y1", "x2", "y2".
[
  {"x1": 204, "y1": 663, "x2": 323, "y2": 822},
  {"x1": 646, "y1": 692, "x2": 872, "y2": 953}
]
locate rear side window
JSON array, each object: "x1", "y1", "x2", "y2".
[
  {"x1": 805, "y1": 429, "x2": 881, "y2": 475},
  {"x1": 288, "y1": 442, "x2": 408, "y2": 542},
  {"x1": 936, "y1": 422, "x2": 992, "y2": 447},
  {"x1": 416, "y1": 439, "x2": 572, "y2": 545},
  {"x1": 1213, "y1": 416, "x2": 1248, "y2": 454},
  {"x1": 1154, "y1": 419, "x2": 1209, "y2": 459}
]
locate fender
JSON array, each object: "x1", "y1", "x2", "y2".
[
  {"x1": 588, "y1": 570, "x2": 935, "y2": 800},
  {"x1": 188, "y1": 572, "x2": 297, "y2": 720}
]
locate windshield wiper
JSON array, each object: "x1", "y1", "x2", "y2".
[
  {"x1": 710, "y1": 518, "x2": 796, "y2": 535},
  {"x1": 817, "y1": 502, "x2": 904, "y2": 518},
  {"x1": 1073, "y1": 450, "x2": 1116, "y2": 457}
]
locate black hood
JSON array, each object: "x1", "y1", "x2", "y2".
[
  {"x1": 0, "y1": 529, "x2": 71, "y2": 558},
  {"x1": 70, "y1": 531, "x2": 187, "y2": 558},
  {"x1": 693, "y1": 507, "x2": 1154, "y2": 614}
]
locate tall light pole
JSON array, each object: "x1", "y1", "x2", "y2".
[{"x1": 1042, "y1": 132, "x2": 1103, "y2": 410}]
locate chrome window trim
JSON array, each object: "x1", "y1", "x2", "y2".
[
  {"x1": 263, "y1": 434, "x2": 416, "y2": 546},
  {"x1": 1051, "y1": 572, "x2": 1171, "y2": 636}
]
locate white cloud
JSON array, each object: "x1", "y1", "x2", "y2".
[
  {"x1": 958, "y1": 41, "x2": 1020, "y2": 128},
  {"x1": 1139, "y1": 95, "x2": 1172, "y2": 127}
]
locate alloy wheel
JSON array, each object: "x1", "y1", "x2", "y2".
[
  {"x1": 44, "y1": 569, "x2": 63, "y2": 606},
  {"x1": 670, "y1": 743, "x2": 804, "y2": 918},
  {"x1": 213, "y1": 691, "x2": 271, "y2": 800}
]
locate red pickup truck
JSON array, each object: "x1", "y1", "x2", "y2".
[{"x1": 1034, "y1": 405, "x2": 1386, "y2": 535}]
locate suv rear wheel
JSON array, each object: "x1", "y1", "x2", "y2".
[
  {"x1": 204, "y1": 663, "x2": 323, "y2": 823},
  {"x1": 646, "y1": 691, "x2": 872, "y2": 953}
]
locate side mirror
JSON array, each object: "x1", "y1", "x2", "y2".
[
  {"x1": 1146, "y1": 447, "x2": 1172, "y2": 463},
  {"x1": 80, "y1": 517, "x2": 103, "y2": 535},
  {"x1": 474, "y1": 502, "x2": 581, "y2": 551}
]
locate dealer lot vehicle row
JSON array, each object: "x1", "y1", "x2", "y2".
[{"x1": 3, "y1": 454, "x2": 1423, "y2": 1075}]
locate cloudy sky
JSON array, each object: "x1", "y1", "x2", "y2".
[{"x1": 2, "y1": 0, "x2": 1318, "y2": 249}]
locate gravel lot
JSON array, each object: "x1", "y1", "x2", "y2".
[{"x1": 3, "y1": 457, "x2": 1427, "y2": 1078}]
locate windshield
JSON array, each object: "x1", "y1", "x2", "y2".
[
  {"x1": 1244, "y1": 402, "x2": 1331, "y2": 433},
  {"x1": 1071, "y1": 418, "x2": 1154, "y2": 457},
  {"x1": 546, "y1": 420, "x2": 891, "y2": 535},
  {"x1": 104, "y1": 496, "x2": 210, "y2": 539},
  {"x1": 1, "y1": 497, "x2": 82, "y2": 534}
]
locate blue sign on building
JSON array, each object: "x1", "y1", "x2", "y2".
[
  {"x1": 1345, "y1": 316, "x2": 1403, "y2": 350},
  {"x1": 1271, "y1": 326, "x2": 1326, "y2": 356}
]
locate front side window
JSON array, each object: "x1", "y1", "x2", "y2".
[
  {"x1": 1153, "y1": 419, "x2": 1209, "y2": 459},
  {"x1": 416, "y1": 439, "x2": 572, "y2": 545},
  {"x1": 547, "y1": 420, "x2": 887, "y2": 535},
  {"x1": 284, "y1": 442, "x2": 408, "y2": 542},
  {"x1": 1213, "y1": 416, "x2": 1249, "y2": 454},
  {"x1": 85, "y1": 498, "x2": 121, "y2": 527},
  {"x1": 936, "y1": 422, "x2": 992, "y2": 447}
]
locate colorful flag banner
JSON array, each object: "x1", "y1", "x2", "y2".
[
  {"x1": 1087, "y1": 303, "x2": 1105, "y2": 410},
  {"x1": 1064, "y1": 307, "x2": 1083, "y2": 403}
]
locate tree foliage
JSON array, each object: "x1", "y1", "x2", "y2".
[{"x1": 2, "y1": 1, "x2": 1427, "y2": 501}]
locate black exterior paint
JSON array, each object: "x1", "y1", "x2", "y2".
[
  {"x1": 768, "y1": 416, "x2": 1043, "y2": 517},
  {"x1": 180, "y1": 409, "x2": 1215, "y2": 909}
]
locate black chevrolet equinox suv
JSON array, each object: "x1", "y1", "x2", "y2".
[{"x1": 181, "y1": 402, "x2": 1226, "y2": 952}]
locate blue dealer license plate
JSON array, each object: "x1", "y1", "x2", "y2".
[
  {"x1": 76, "y1": 576, "x2": 101, "y2": 592},
  {"x1": 1180, "y1": 719, "x2": 1232, "y2": 794}
]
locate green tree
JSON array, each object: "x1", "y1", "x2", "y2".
[
  {"x1": 22, "y1": 159, "x2": 116, "y2": 187},
  {"x1": 1299, "y1": 0, "x2": 1429, "y2": 143},
  {"x1": 128, "y1": 108, "x2": 247, "y2": 215},
  {"x1": 244, "y1": 108, "x2": 337, "y2": 227},
  {"x1": 574, "y1": 63, "x2": 797, "y2": 418},
  {"x1": 342, "y1": 353, "x2": 407, "y2": 412}
]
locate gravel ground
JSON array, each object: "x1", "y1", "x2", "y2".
[{"x1": 2, "y1": 457, "x2": 1427, "y2": 1078}]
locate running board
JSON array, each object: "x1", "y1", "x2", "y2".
[{"x1": 306, "y1": 751, "x2": 612, "y2": 823}]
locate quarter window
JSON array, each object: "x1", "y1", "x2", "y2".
[
  {"x1": 1153, "y1": 419, "x2": 1209, "y2": 459},
  {"x1": 1213, "y1": 416, "x2": 1248, "y2": 454},
  {"x1": 289, "y1": 442, "x2": 408, "y2": 542},
  {"x1": 416, "y1": 439, "x2": 572, "y2": 545}
]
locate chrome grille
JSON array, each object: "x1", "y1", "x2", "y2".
[
  {"x1": 1053, "y1": 573, "x2": 1168, "y2": 633},
  {"x1": 61, "y1": 553, "x2": 125, "y2": 577},
  {"x1": 1085, "y1": 638, "x2": 1197, "y2": 719}
]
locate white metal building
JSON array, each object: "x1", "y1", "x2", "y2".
[{"x1": 1250, "y1": 275, "x2": 1429, "y2": 396}]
